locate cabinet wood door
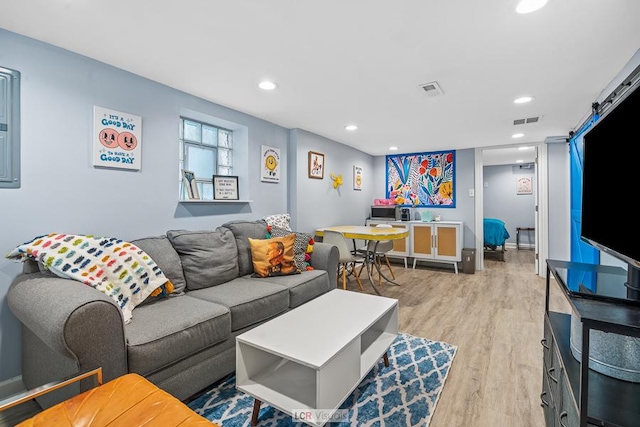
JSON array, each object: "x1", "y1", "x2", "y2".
[
  {"x1": 434, "y1": 224, "x2": 460, "y2": 261},
  {"x1": 388, "y1": 223, "x2": 409, "y2": 256},
  {"x1": 365, "y1": 220, "x2": 409, "y2": 257},
  {"x1": 411, "y1": 223, "x2": 434, "y2": 258}
]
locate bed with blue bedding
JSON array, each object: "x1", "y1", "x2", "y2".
[{"x1": 484, "y1": 218, "x2": 510, "y2": 261}]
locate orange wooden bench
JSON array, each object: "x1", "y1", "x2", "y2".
[{"x1": 0, "y1": 369, "x2": 216, "y2": 427}]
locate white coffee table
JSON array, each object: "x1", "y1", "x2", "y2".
[{"x1": 236, "y1": 289, "x2": 399, "y2": 426}]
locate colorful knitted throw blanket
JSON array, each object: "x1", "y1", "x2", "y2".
[{"x1": 6, "y1": 233, "x2": 174, "y2": 323}]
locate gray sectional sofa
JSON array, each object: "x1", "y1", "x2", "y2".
[{"x1": 7, "y1": 219, "x2": 339, "y2": 408}]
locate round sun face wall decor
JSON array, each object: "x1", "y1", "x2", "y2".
[
  {"x1": 354, "y1": 165, "x2": 363, "y2": 190},
  {"x1": 261, "y1": 145, "x2": 281, "y2": 183}
]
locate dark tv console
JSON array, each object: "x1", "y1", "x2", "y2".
[{"x1": 543, "y1": 259, "x2": 640, "y2": 427}]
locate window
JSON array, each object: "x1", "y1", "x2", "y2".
[
  {"x1": 0, "y1": 66, "x2": 20, "y2": 189},
  {"x1": 179, "y1": 117, "x2": 233, "y2": 200}
]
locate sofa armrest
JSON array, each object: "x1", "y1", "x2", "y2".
[
  {"x1": 7, "y1": 273, "x2": 128, "y2": 406},
  {"x1": 309, "y1": 242, "x2": 339, "y2": 288}
]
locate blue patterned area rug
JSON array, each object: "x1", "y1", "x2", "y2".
[{"x1": 188, "y1": 333, "x2": 457, "y2": 426}]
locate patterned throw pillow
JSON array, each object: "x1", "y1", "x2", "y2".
[
  {"x1": 248, "y1": 233, "x2": 300, "y2": 278},
  {"x1": 263, "y1": 213, "x2": 292, "y2": 231},
  {"x1": 269, "y1": 226, "x2": 313, "y2": 271}
]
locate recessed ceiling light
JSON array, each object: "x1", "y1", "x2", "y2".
[
  {"x1": 389, "y1": 146, "x2": 398, "y2": 151},
  {"x1": 345, "y1": 124, "x2": 358, "y2": 131},
  {"x1": 258, "y1": 80, "x2": 278, "y2": 90},
  {"x1": 514, "y1": 96, "x2": 534, "y2": 104},
  {"x1": 516, "y1": 160, "x2": 524, "y2": 163},
  {"x1": 512, "y1": 133, "x2": 525, "y2": 139},
  {"x1": 518, "y1": 146, "x2": 533, "y2": 150},
  {"x1": 516, "y1": 0, "x2": 548, "y2": 14}
]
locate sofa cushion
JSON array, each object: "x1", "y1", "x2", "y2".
[
  {"x1": 221, "y1": 220, "x2": 268, "y2": 276},
  {"x1": 131, "y1": 235, "x2": 187, "y2": 295},
  {"x1": 126, "y1": 295, "x2": 230, "y2": 376},
  {"x1": 259, "y1": 269, "x2": 330, "y2": 308},
  {"x1": 248, "y1": 233, "x2": 299, "y2": 277},
  {"x1": 166, "y1": 229, "x2": 239, "y2": 290},
  {"x1": 188, "y1": 277, "x2": 289, "y2": 331}
]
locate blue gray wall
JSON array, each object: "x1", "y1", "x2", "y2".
[
  {"x1": 547, "y1": 143, "x2": 570, "y2": 262},
  {"x1": 0, "y1": 29, "x2": 296, "y2": 380},
  {"x1": 289, "y1": 129, "x2": 376, "y2": 233},
  {"x1": 483, "y1": 164, "x2": 536, "y2": 246},
  {"x1": 0, "y1": 27, "x2": 540, "y2": 384}
]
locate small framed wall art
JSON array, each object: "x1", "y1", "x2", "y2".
[
  {"x1": 516, "y1": 177, "x2": 533, "y2": 195},
  {"x1": 261, "y1": 145, "x2": 280, "y2": 183},
  {"x1": 213, "y1": 175, "x2": 239, "y2": 200},
  {"x1": 182, "y1": 169, "x2": 200, "y2": 200},
  {"x1": 93, "y1": 106, "x2": 142, "y2": 170},
  {"x1": 353, "y1": 165, "x2": 363, "y2": 190},
  {"x1": 308, "y1": 151, "x2": 324, "y2": 179}
]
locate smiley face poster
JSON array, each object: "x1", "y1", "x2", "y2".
[
  {"x1": 260, "y1": 145, "x2": 280, "y2": 183},
  {"x1": 93, "y1": 106, "x2": 142, "y2": 170}
]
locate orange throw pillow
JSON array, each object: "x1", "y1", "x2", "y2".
[{"x1": 248, "y1": 233, "x2": 300, "y2": 277}]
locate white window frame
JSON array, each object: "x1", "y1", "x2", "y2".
[{"x1": 179, "y1": 117, "x2": 233, "y2": 200}]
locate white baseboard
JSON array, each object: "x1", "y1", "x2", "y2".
[{"x1": 0, "y1": 375, "x2": 25, "y2": 399}]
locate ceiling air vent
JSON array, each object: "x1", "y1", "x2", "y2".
[
  {"x1": 513, "y1": 116, "x2": 542, "y2": 125},
  {"x1": 419, "y1": 81, "x2": 444, "y2": 97}
]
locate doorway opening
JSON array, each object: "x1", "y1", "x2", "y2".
[{"x1": 474, "y1": 143, "x2": 547, "y2": 277}]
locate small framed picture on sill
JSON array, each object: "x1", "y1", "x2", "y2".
[
  {"x1": 213, "y1": 175, "x2": 239, "y2": 200},
  {"x1": 182, "y1": 169, "x2": 200, "y2": 200}
]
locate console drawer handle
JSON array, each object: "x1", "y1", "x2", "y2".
[
  {"x1": 540, "y1": 391, "x2": 549, "y2": 407},
  {"x1": 559, "y1": 411, "x2": 568, "y2": 427},
  {"x1": 548, "y1": 367, "x2": 558, "y2": 384},
  {"x1": 540, "y1": 338, "x2": 549, "y2": 350}
]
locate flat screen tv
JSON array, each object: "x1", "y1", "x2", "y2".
[{"x1": 581, "y1": 79, "x2": 640, "y2": 297}]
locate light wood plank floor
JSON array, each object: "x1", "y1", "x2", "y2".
[
  {"x1": 356, "y1": 248, "x2": 569, "y2": 427},
  {"x1": 0, "y1": 248, "x2": 568, "y2": 426}
]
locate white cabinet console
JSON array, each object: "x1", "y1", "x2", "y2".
[
  {"x1": 410, "y1": 221, "x2": 463, "y2": 273},
  {"x1": 366, "y1": 220, "x2": 463, "y2": 273}
]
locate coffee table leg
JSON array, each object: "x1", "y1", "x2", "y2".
[
  {"x1": 383, "y1": 352, "x2": 389, "y2": 367},
  {"x1": 251, "y1": 398, "x2": 261, "y2": 426}
]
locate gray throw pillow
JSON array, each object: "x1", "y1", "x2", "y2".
[
  {"x1": 221, "y1": 220, "x2": 268, "y2": 276},
  {"x1": 166, "y1": 229, "x2": 239, "y2": 290},
  {"x1": 131, "y1": 235, "x2": 187, "y2": 295}
]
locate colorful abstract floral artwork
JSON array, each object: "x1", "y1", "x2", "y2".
[{"x1": 386, "y1": 150, "x2": 456, "y2": 207}]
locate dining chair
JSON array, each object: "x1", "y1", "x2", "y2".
[
  {"x1": 322, "y1": 230, "x2": 366, "y2": 291},
  {"x1": 362, "y1": 224, "x2": 396, "y2": 285}
]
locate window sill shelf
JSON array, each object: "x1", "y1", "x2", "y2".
[{"x1": 179, "y1": 199, "x2": 252, "y2": 203}]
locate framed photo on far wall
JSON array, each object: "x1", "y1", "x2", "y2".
[
  {"x1": 213, "y1": 175, "x2": 239, "y2": 200},
  {"x1": 182, "y1": 169, "x2": 200, "y2": 200},
  {"x1": 516, "y1": 177, "x2": 532, "y2": 195},
  {"x1": 308, "y1": 151, "x2": 324, "y2": 179},
  {"x1": 353, "y1": 165, "x2": 363, "y2": 190}
]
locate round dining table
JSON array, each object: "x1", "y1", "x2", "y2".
[{"x1": 315, "y1": 225, "x2": 409, "y2": 295}]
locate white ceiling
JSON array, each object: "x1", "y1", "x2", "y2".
[{"x1": 1, "y1": 1, "x2": 639, "y2": 158}]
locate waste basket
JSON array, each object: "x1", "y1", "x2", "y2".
[{"x1": 461, "y1": 248, "x2": 476, "y2": 274}]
